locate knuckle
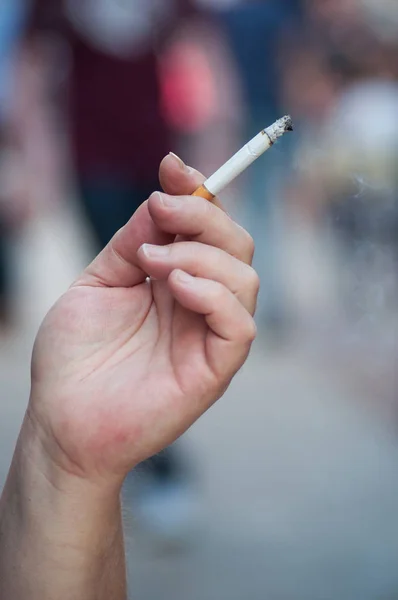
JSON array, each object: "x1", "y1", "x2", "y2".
[
  {"x1": 245, "y1": 266, "x2": 261, "y2": 296},
  {"x1": 187, "y1": 193, "x2": 213, "y2": 220},
  {"x1": 213, "y1": 281, "x2": 228, "y2": 303},
  {"x1": 168, "y1": 242, "x2": 178, "y2": 259},
  {"x1": 200, "y1": 196, "x2": 214, "y2": 217},
  {"x1": 242, "y1": 229, "x2": 255, "y2": 259},
  {"x1": 184, "y1": 243, "x2": 202, "y2": 271},
  {"x1": 244, "y1": 317, "x2": 258, "y2": 343},
  {"x1": 205, "y1": 280, "x2": 229, "y2": 308}
]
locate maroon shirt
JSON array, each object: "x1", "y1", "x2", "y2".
[{"x1": 27, "y1": 1, "x2": 196, "y2": 183}]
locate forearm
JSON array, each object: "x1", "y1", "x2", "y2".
[{"x1": 0, "y1": 413, "x2": 127, "y2": 600}]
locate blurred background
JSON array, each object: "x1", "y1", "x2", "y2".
[{"x1": 1, "y1": 1, "x2": 398, "y2": 598}]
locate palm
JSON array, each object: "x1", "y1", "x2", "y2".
[{"x1": 31, "y1": 278, "x2": 218, "y2": 478}]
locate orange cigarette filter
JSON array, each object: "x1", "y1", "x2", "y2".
[{"x1": 192, "y1": 184, "x2": 215, "y2": 202}]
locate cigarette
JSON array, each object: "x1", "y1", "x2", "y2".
[{"x1": 192, "y1": 115, "x2": 293, "y2": 201}]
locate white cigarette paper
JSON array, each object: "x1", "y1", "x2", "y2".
[{"x1": 203, "y1": 115, "x2": 293, "y2": 196}]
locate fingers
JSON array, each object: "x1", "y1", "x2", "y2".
[
  {"x1": 75, "y1": 154, "x2": 217, "y2": 288},
  {"x1": 74, "y1": 153, "x2": 248, "y2": 289},
  {"x1": 159, "y1": 153, "x2": 204, "y2": 196},
  {"x1": 137, "y1": 241, "x2": 259, "y2": 315},
  {"x1": 168, "y1": 270, "x2": 257, "y2": 376},
  {"x1": 160, "y1": 153, "x2": 225, "y2": 211},
  {"x1": 147, "y1": 191, "x2": 254, "y2": 264}
]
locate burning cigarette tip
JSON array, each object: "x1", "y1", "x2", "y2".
[
  {"x1": 265, "y1": 115, "x2": 294, "y2": 144},
  {"x1": 284, "y1": 115, "x2": 294, "y2": 132}
]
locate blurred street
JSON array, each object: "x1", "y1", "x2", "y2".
[{"x1": 1, "y1": 207, "x2": 398, "y2": 600}]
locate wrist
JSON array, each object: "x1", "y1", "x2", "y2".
[
  {"x1": 18, "y1": 408, "x2": 123, "y2": 504},
  {"x1": 4, "y1": 411, "x2": 123, "y2": 553},
  {"x1": 26, "y1": 383, "x2": 128, "y2": 489},
  {"x1": 0, "y1": 411, "x2": 127, "y2": 600}
]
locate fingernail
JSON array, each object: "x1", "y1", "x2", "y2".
[
  {"x1": 169, "y1": 152, "x2": 186, "y2": 169},
  {"x1": 161, "y1": 195, "x2": 184, "y2": 208},
  {"x1": 169, "y1": 152, "x2": 193, "y2": 174},
  {"x1": 176, "y1": 270, "x2": 195, "y2": 285},
  {"x1": 141, "y1": 244, "x2": 170, "y2": 258}
]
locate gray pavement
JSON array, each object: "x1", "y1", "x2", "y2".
[{"x1": 1, "y1": 210, "x2": 398, "y2": 599}]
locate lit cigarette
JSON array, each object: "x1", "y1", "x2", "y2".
[{"x1": 192, "y1": 115, "x2": 293, "y2": 201}]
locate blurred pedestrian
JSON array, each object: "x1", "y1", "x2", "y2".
[
  {"x1": 282, "y1": 3, "x2": 398, "y2": 317},
  {"x1": 0, "y1": 0, "x2": 29, "y2": 330},
  {"x1": 215, "y1": 0, "x2": 302, "y2": 332},
  {"x1": 21, "y1": 0, "x2": 203, "y2": 540}
]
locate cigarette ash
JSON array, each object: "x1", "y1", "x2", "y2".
[{"x1": 264, "y1": 115, "x2": 293, "y2": 144}]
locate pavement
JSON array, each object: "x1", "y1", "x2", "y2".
[{"x1": 1, "y1": 206, "x2": 398, "y2": 600}]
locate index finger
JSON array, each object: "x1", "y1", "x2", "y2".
[{"x1": 148, "y1": 192, "x2": 255, "y2": 265}]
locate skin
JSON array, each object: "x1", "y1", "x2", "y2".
[{"x1": 0, "y1": 154, "x2": 259, "y2": 600}]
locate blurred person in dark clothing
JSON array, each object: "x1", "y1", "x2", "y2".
[
  {"x1": 26, "y1": 0, "x2": 196, "y2": 248},
  {"x1": 217, "y1": 0, "x2": 301, "y2": 125},
  {"x1": 214, "y1": 0, "x2": 302, "y2": 333},
  {"x1": 0, "y1": 0, "x2": 30, "y2": 330},
  {"x1": 22, "y1": 0, "x2": 201, "y2": 539}
]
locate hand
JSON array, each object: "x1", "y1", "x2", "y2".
[{"x1": 28, "y1": 154, "x2": 259, "y2": 489}]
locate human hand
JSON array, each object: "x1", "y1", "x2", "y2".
[{"x1": 28, "y1": 155, "x2": 259, "y2": 491}]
